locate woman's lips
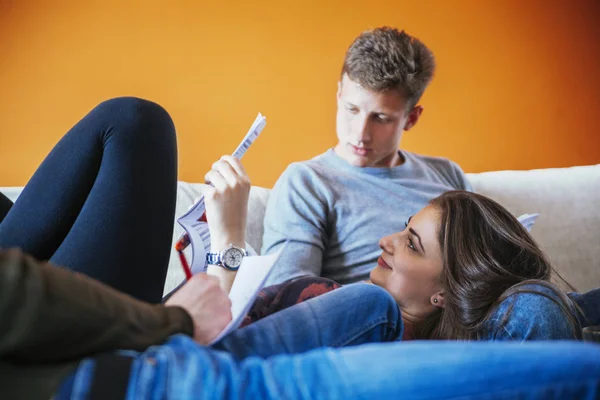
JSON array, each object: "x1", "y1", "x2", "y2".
[
  {"x1": 350, "y1": 144, "x2": 370, "y2": 156},
  {"x1": 377, "y1": 257, "x2": 392, "y2": 270}
]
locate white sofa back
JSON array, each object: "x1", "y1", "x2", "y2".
[{"x1": 3, "y1": 164, "x2": 599, "y2": 295}]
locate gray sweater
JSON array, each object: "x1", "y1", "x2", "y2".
[{"x1": 262, "y1": 149, "x2": 471, "y2": 285}]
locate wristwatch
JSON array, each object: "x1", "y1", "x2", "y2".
[{"x1": 206, "y1": 244, "x2": 248, "y2": 271}]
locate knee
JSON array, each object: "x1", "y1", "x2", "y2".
[
  {"x1": 339, "y1": 283, "x2": 400, "y2": 321},
  {"x1": 93, "y1": 97, "x2": 176, "y2": 142},
  {"x1": 340, "y1": 282, "x2": 396, "y2": 305},
  {"x1": 95, "y1": 97, "x2": 171, "y2": 121}
]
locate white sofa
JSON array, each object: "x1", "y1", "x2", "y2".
[{"x1": 3, "y1": 164, "x2": 599, "y2": 295}]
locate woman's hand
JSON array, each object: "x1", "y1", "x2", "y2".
[{"x1": 204, "y1": 155, "x2": 250, "y2": 251}]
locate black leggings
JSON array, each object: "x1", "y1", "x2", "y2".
[{"x1": 0, "y1": 97, "x2": 177, "y2": 303}]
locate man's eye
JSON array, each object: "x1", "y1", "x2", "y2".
[{"x1": 346, "y1": 106, "x2": 359, "y2": 113}]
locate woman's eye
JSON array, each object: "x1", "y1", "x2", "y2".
[{"x1": 407, "y1": 238, "x2": 416, "y2": 252}]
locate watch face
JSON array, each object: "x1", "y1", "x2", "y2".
[{"x1": 223, "y1": 247, "x2": 244, "y2": 269}]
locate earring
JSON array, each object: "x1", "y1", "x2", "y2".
[{"x1": 433, "y1": 298, "x2": 438, "y2": 304}]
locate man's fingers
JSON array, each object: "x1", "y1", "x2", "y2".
[
  {"x1": 212, "y1": 159, "x2": 240, "y2": 187},
  {"x1": 220, "y1": 155, "x2": 249, "y2": 179},
  {"x1": 205, "y1": 170, "x2": 228, "y2": 192}
]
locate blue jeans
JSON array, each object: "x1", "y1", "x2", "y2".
[
  {"x1": 63, "y1": 335, "x2": 600, "y2": 399},
  {"x1": 213, "y1": 282, "x2": 583, "y2": 361},
  {"x1": 214, "y1": 283, "x2": 403, "y2": 357}
]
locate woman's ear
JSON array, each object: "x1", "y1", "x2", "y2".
[{"x1": 431, "y1": 291, "x2": 445, "y2": 309}]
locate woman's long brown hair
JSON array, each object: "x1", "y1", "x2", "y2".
[{"x1": 418, "y1": 190, "x2": 581, "y2": 340}]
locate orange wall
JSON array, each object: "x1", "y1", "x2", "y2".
[{"x1": 1, "y1": 0, "x2": 599, "y2": 188}]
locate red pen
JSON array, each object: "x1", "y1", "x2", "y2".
[
  {"x1": 178, "y1": 250, "x2": 193, "y2": 280},
  {"x1": 176, "y1": 211, "x2": 208, "y2": 280}
]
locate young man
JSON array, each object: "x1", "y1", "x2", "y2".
[{"x1": 262, "y1": 27, "x2": 471, "y2": 285}]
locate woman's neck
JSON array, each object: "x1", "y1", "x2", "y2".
[{"x1": 400, "y1": 310, "x2": 426, "y2": 340}]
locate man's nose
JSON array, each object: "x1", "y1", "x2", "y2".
[{"x1": 354, "y1": 117, "x2": 371, "y2": 144}]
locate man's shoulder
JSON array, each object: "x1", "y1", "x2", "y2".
[
  {"x1": 403, "y1": 150, "x2": 470, "y2": 190},
  {"x1": 404, "y1": 150, "x2": 461, "y2": 172}
]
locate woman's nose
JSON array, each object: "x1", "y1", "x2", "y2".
[
  {"x1": 379, "y1": 234, "x2": 395, "y2": 253},
  {"x1": 380, "y1": 231, "x2": 405, "y2": 253}
]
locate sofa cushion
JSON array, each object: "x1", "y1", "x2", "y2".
[{"x1": 467, "y1": 164, "x2": 600, "y2": 293}]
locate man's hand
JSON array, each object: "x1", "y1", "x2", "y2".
[
  {"x1": 165, "y1": 274, "x2": 232, "y2": 344},
  {"x1": 204, "y1": 155, "x2": 250, "y2": 251}
]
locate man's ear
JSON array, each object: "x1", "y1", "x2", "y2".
[
  {"x1": 337, "y1": 80, "x2": 342, "y2": 101},
  {"x1": 404, "y1": 105, "x2": 424, "y2": 131},
  {"x1": 431, "y1": 290, "x2": 445, "y2": 309}
]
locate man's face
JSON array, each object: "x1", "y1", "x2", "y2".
[{"x1": 334, "y1": 74, "x2": 422, "y2": 168}]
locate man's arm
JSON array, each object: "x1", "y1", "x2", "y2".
[
  {"x1": 261, "y1": 164, "x2": 329, "y2": 285},
  {"x1": 203, "y1": 155, "x2": 251, "y2": 293},
  {"x1": 0, "y1": 249, "x2": 193, "y2": 363}
]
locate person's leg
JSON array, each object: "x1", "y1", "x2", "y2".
[
  {"x1": 0, "y1": 192, "x2": 12, "y2": 221},
  {"x1": 97, "y1": 336, "x2": 599, "y2": 399},
  {"x1": 484, "y1": 283, "x2": 580, "y2": 341},
  {"x1": 0, "y1": 97, "x2": 177, "y2": 303},
  {"x1": 569, "y1": 288, "x2": 600, "y2": 327},
  {"x1": 213, "y1": 283, "x2": 403, "y2": 358}
]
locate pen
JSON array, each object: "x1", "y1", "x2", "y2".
[
  {"x1": 176, "y1": 212, "x2": 208, "y2": 280},
  {"x1": 178, "y1": 250, "x2": 193, "y2": 280}
]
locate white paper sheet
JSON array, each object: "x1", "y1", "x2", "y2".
[
  {"x1": 209, "y1": 243, "x2": 287, "y2": 344},
  {"x1": 517, "y1": 213, "x2": 540, "y2": 232}
]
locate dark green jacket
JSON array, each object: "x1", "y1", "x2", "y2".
[{"x1": 0, "y1": 249, "x2": 193, "y2": 399}]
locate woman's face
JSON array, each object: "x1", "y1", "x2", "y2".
[{"x1": 370, "y1": 205, "x2": 445, "y2": 320}]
